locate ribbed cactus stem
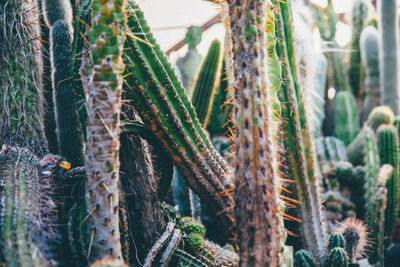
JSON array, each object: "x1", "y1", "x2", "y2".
[
  {"x1": 378, "y1": 0, "x2": 400, "y2": 114},
  {"x1": 328, "y1": 247, "x2": 348, "y2": 267},
  {"x1": 364, "y1": 125, "x2": 380, "y2": 213},
  {"x1": 360, "y1": 26, "x2": 380, "y2": 122},
  {"x1": 377, "y1": 124, "x2": 400, "y2": 245},
  {"x1": 276, "y1": 0, "x2": 327, "y2": 261},
  {"x1": 333, "y1": 91, "x2": 359, "y2": 145},
  {"x1": 348, "y1": 0, "x2": 368, "y2": 96},
  {"x1": 123, "y1": 2, "x2": 234, "y2": 240},
  {"x1": 84, "y1": 0, "x2": 126, "y2": 261},
  {"x1": 0, "y1": 0, "x2": 47, "y2": 155},
  {"x1": 191, "y1": 39, "x2": 223, "y2": 127},
  {"x1": 228, "y1": 0, "x2": 281, "y2": 265}
]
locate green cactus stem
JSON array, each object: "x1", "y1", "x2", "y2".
[
  {"x1": 294, "y1": 250, "x2": 315, "y2": 267},
  {"x1": 360, "y1": 26, "x2": 380, "y2": 122},
  {"x1": 348, "y1": 0, "x2": 369, "y2": 97},
  {"x1": 378, "y1": 0, "x2": 400, "y2": 114},
  {"x1": 83, "y1": 0, "x2": 127, "y2": 261},
  {"x1": 333, "y1": 91, "x2": 359, "y2": 145},
  {"x1": 0, "y1": 0, "x2": 47, "y2": 155},
  {"x1": 275, "y1": 0, "x2": 328, "y2": 261},
  {"x1": 328, "y1": 247, "x2": 348, "y2": 267},
  {"x1": 377, "y1": 124, "x2": 400, "y2": 245},
  {"x1": 328, "y1": 233, "x2": 345, "y2": 250},
  {"x1": 122, "y1": 2, "x2": 235, "y2": 241},
  {"x1": 227, "y1": 0, "x2": 281, "y2": 265},
  {"x1": 312, "y1": 54, "x2": 328, "y2": 137},
  {"x1": 347, "y1": 106, "x2": 394, "y2": 166},
  {"x1": 191, "y1": 39, "x2": 223, "y2": 128},
  {"x1": 315, "y1": 136, "x2": 348, "y2": 176}
]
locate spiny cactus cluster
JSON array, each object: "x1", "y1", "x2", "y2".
[{"x1": 3, "y1": 0, "x2": 400, "y2": 266}]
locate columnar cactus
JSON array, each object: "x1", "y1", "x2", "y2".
[
  {"x1": 333, "y1": 91, "x2": 359, "y2": 145},
  {"x1": 312, "y1": 54, "x2": 328, "y2": 137},
  {"x1": 227, "y1": 0, "x2": 281, "y2": 265},
  {"x1": 84, "y1": 0, "x2": 127, "y2": 261},
  {"x1": 191, "y1": 39, "x2": 223, "y2": 127},
  {"x1": 123, "y1": 2, "x2": 235, "y2": 240},
  {"x1": 294, "y1": 250, "x2": 315, "y2": 267},
  {"x1": 327, "y1": 247, "x2": 348, "y2": 267},
  {"x1": 360, "y1": 26, "x2": 380, "y2": 122},
  {"x1": 348, "y1": 0, "x2": 369, "y2": 96},
  {"x1": 378, "y1": 0, "x2": 400, "y2": 114},
  {"x1": 377, "y1": 124, "x2": 400, "y2": 244},
  {"x1": 275, "y1": 0, "x2": 327, "y2": 261},
  {"x1": 0, "y1": 0, "x2": 47, "y2": 155}
]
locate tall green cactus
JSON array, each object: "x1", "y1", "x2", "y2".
[
  {"x1": 276, "y1": 0, "x2": 327, "y2": 261},
  {"x1": 191, "y1": 39, "x2": 223, "y2": 128},
  {"x1": 333, "y1": 91, "x2": 359, "y2": 145},
  {"x1": 0, "y1": 0, "x2": 47, "y2": 155},
  {"x1": 312, "y1": 54, "x2": 328, "y2": 137},
  {"x1": 122, "y1": 2, "x2": 235, "y2": 241},
  {"x1": 327, "y1": 247, "x2": 348, "y2": 267},
  {"x1": 377, "y1": 124, "x2": 400, "y2": 245},
  {"x1": 348, "y1": 0, "x2": 369, "y2": 97},
  {"x1": 378, "y1": 0, "x2": 400, "y2": 114},
  {"x1": 360, "y1": 26, "x2": 380, "y2": 122},
  {"x1": 84, "y1": 0, "x2": 127, "y2": 261},
  {"x1": 227, "y1": 0, "x2": 281, "y2": 265}
]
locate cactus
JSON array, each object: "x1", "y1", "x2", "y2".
[
  {"x1": 294, "y1": 250, "x2": 315, "y2": 267},
  {"x1": 348, "y1": 0, "x2": 369, "y2": 96},
  {"x1": 191, "y1": 39, "x2": 223, "y2": 127},
  {"x1": 333, "y1": 91, "x2": 359, "y2": 145},
  {"x1": 90, "y1": 258, "x2": 127, "y2": 267},
  {"x1": 377, "y1": 124, "x2": 400, "y2": 244},
  {"x1": 123, "y1": 2, "x2": 235, "y2": 240},
  {"x1": 378, "y1": 0, "x2": 400, "y2": 114},
  {"x1": 360, "y1": 26, "x2": 380, "y2": 122},
  {"x1": 275, "y1": 0, "x2": 328, "y2": 261},
  {"x1": 227, "y1": 0, "x2": 282, "y2": 265},
  {"x1": 364, "y1": 126, "x2": 380, "y2": 214},
  {"x1": 315, "y1": 136, "x2": 348, "y2": 175},
  {"x1": 327, "y1": 247, "x2": 348, "y2": 267},
  {"x1": 328, "y1": 233, "x2": 345, "y2": 250},
  {"x1": 312, "y1": 54, "x2": 328, "y2": 137},
  {"x1": 83, "y1": 0, "x2": 127, "y2": 261},
  {"x1": 334, "y1": 161, "x2": 354, "y2": 187},
  {"x1": 176, "y1": 26, "x2": 203, "y2": 93},
  {"x1": 347, "y1": 106, "x2": 394, "y2": 165},
  {"x1": 0, "y1": 0, "x2": 47, "y2": 155}
]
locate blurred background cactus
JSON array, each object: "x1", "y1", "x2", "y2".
[{"x1": 2, "y1": 0, "x2": 400, "y2": 265}]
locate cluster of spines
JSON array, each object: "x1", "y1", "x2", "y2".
[
  {"x1": 84, "y1": 0, "x2": 127, "y2": 261},
  {"x1": 122, "y1": 2, "x2": 235, "y2": 241}
]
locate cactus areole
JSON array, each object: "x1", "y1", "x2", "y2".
[{"x1": 85, "y1": 0, "x2": 127, "y2": 261}]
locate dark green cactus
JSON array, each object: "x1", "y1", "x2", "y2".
[
  {"x1": 378, "y1": 0, "x2": 400, "y2": 114},
  {"x1": 334, "y1": 161, "x2": 354, "y2": 187},
  {"x1": 0, "y1": 0, "x2": 47, "y2": 155},
  {"x1": 377, "y1": 124, "x2": 400, "y2": 244},
  {"x1": 327, "y1": 247, "x2": 348, "y2": 267},
  {"x1": 347, "y1": 106, "x2": 394, "y2": 165},
  {"x1": 191, "y1": 39, "x2": 223, "y2": 127},
  {"x1": 123, "y1": 2, "x2": 235, "y2": 241},
  {"x1": 348, "y1": 0, "x2": 369, "y2": 96},
  {"x1": 294, "y1": 250, "x2": 315, "y2": 267},
  {"x1": 333, "y1": 91, "x2": 359, "y2": 146},
  {"x1": 360, "y1": 26, "x2": 380, "y2": 122},
  {"x1": 328, "y1": 233, "x2": 345, "y2": 250},
  {"x1": 276, "y1": 0, "x2": 328, "y2": 261}
]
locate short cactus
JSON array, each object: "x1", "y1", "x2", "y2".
[
  {"x1": 333, "y1": 91, "x2": 359, "y2": 145},
  {"x1": 327, "y1": 247, "x2": 348, "y2": 267},
  {"x1": 294, "y1": 250, "x2": 315, "y2": 267},
  {"x1": 328, "y1": 233, "x2": 345, "y2": 250}
]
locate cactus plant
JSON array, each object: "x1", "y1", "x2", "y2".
[
  {"x1": 122, "y1": 2, "x2": 235, "y2": 240},
  {"x1": 328, "y1": 233, "x2": 345, "y2": 250},
  {"x1": 348, "y1": 0, "x2": 369, "y2": 97},
  {"x1": 83, "y1": 0, "x2": 127, "y2": 261},
  {"x1": 360, "y1": 26, "x2": 380, "y2": 122},
  {"x1": 378, "y1": 0, "x2": 400, "y2": 114},
  {"x1": 312, "y1": 54, "x2": 328, "y2": 137},
  {"x1": 275, "y1": 0, "x2": 328, "y2": 261},
  {"x1": 191, "y1": 39, "x2": 223, "y2": 127},
  {"x1": 0, "y1": 0, "x2": 47, "y2": 155},
  {"x1": 227, "y1": 0, "x2": 281, "y2": 265},
  {"x1": 377, "y1": 124, "x2": 400, "y2": 245},
  {"x1": 333, "y1": 91, "x2": 359, "y2": 146},
  {"x1": 294, "y1": 250, "x2": 315, "y2": 267},
  {"x1": 327, "y1": 247, "x2": 348, "y2": 267}
]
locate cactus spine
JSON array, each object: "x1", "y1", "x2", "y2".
[
  {"x1": 84, "y1": 0, "x2": 127, "y2": 261},
  {"x1": 377, "y1": 124, "x2": 400, "y2": 245},
  {"x1": 191, "y1": 39, "x2": 223, "y2": 127},
  {"x1": 123, "y1": 2, "x2": 234, "y2": 240},
  {"x1": 227, "y1": 0, "x2": 281, "y2": 265},
  {"x1": 348, "y1": 0, "x2": 368, "y2": 97},
  {"x1": 333, "y1": 91, "x2": 359, "y2": 145},
  {"x1": 0, "y1": 0, "x2": 47, "y2": 155},
  {"x1": 378, "y1": 0, "x2": 400, "y2": 114},
  {"x1": 360, "y1": 26, "x2": 380, "y2": 122},
  {"x1": 275, "y1": 0, "x2": 327, "y2": 261}
]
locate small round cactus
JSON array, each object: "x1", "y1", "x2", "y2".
[
  {"x1": 366, "y1": 106, "x2": 395, "y2": 131},
  {"x1": 294, "y1": 250, "x2": 315, "y2": 267},
  {"x1": 335, "y1": 161, "x2": 354, "y2": 186},
  {"x1": 180, "y1": 217, "x2": 206, "y2": 237},
  {"x1": 328, "y1": 247, "x2": 348, "y2": 267},
  {"x1": 185, "y1": 233, "x2": 204, "y2": 254},
  {"x1": 328, "y1": 233, "x2": 345, "y2": 250}
]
